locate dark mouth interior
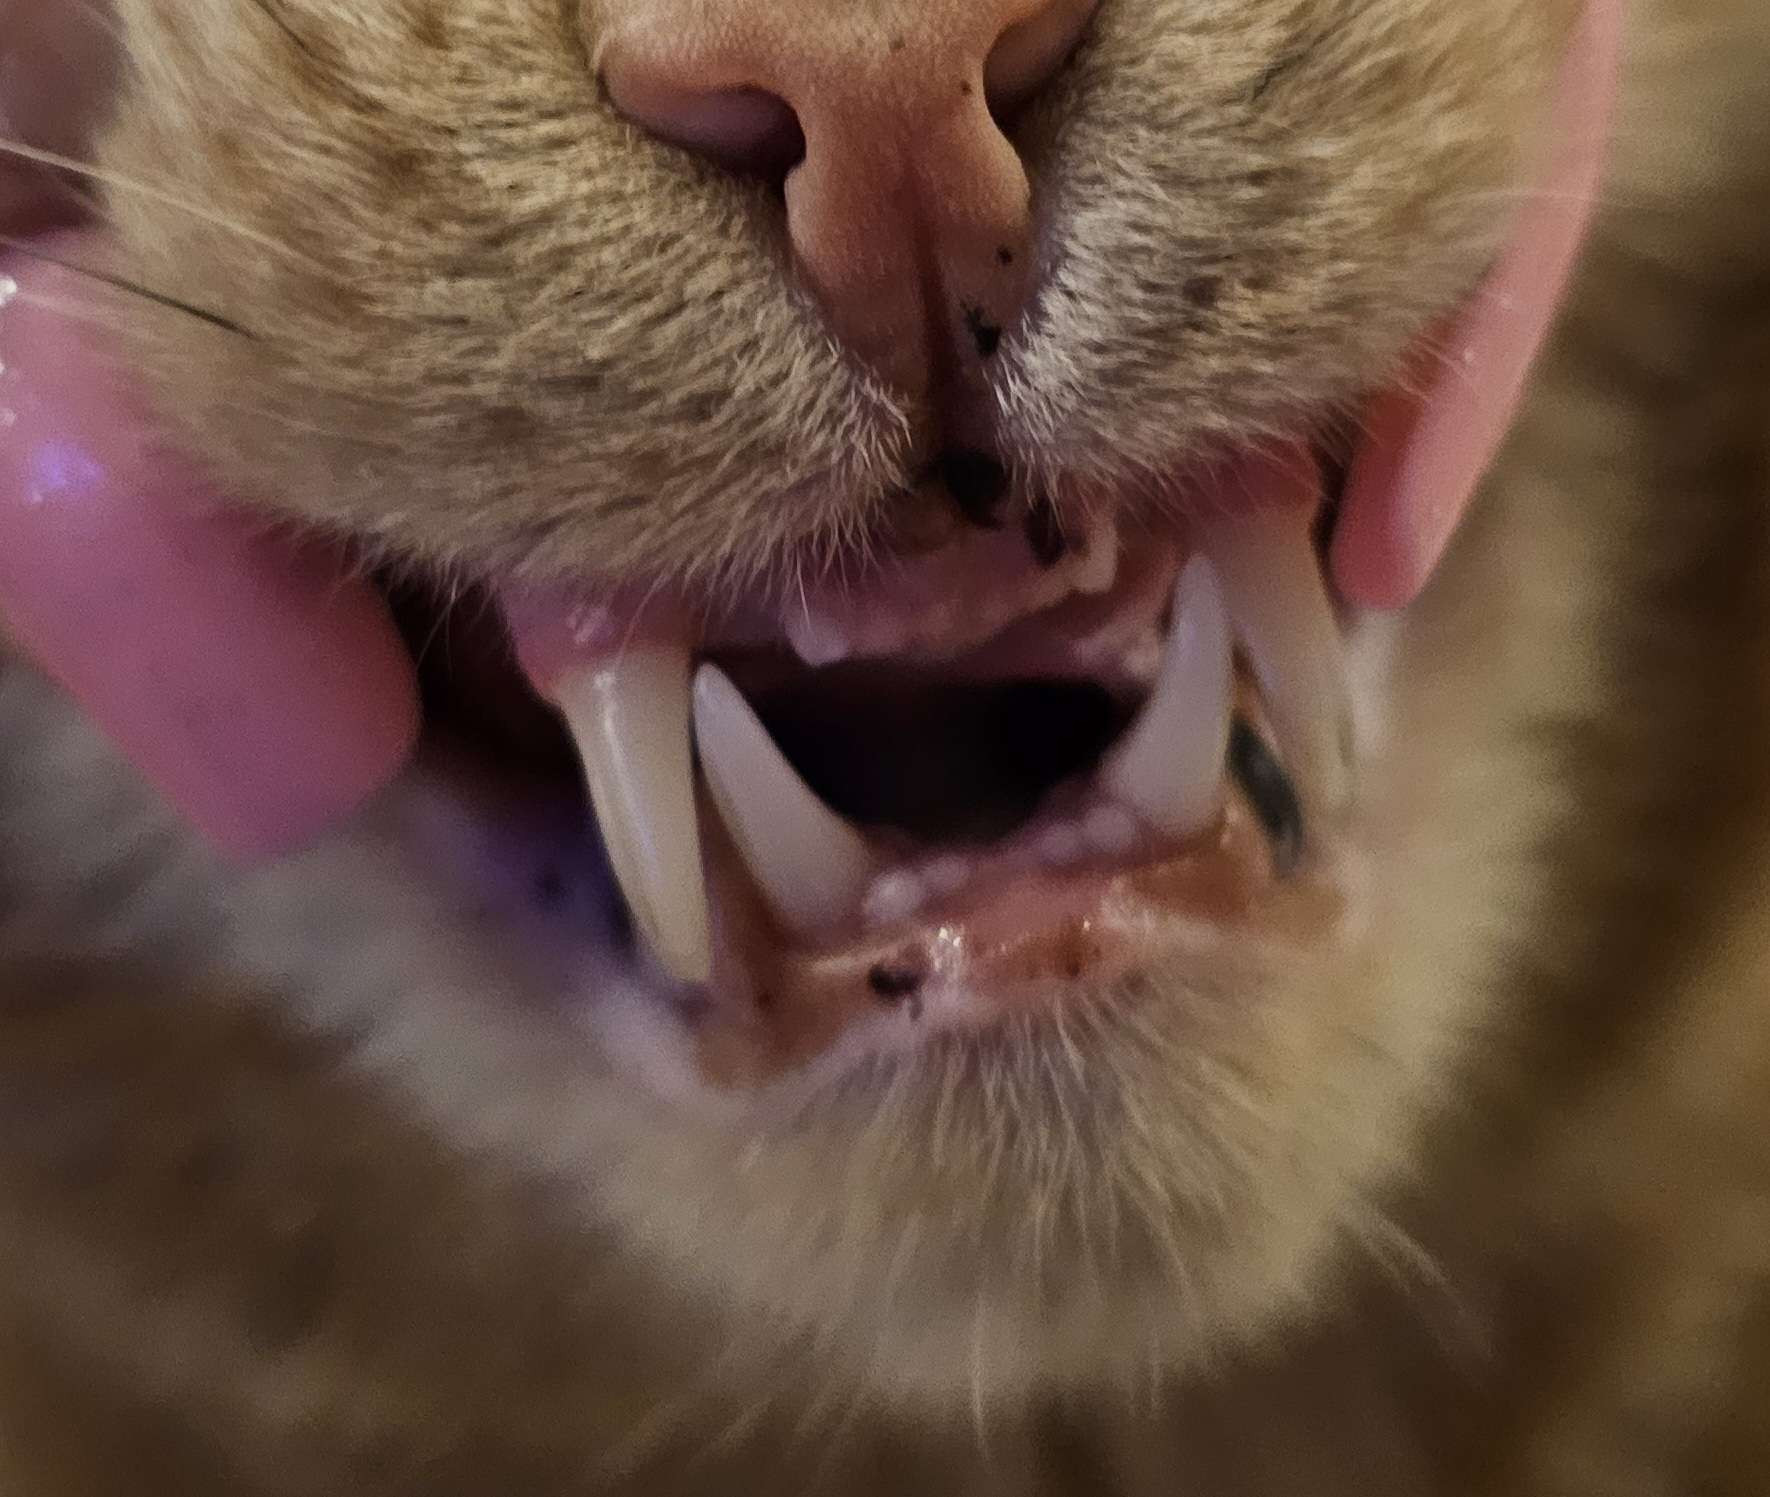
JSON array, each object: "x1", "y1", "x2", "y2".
[
  {"x1": 745, "y1": 662, "x2": 1134, "y2": 843},
  {"x1": 385, "y1": 566, "x2": 1308, "y2": 937},
  {"x1": 386, "y1": 581, "x2": 1141, "y2": 850},
  {"x1": 385, "y1": 578, "x2": 583, "y2": 777}
]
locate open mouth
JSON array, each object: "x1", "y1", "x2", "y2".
[
  {"x1": 475, "y1": 446, "x2": 1349, "y2": 1084},
  {"x1": 0, "y1": 12, "x2": 1617, "y2": 1067},
  {"x1": 0, "y1": 0, "x2": 1618, "y2": 1089},
  {"x1": 392, "y1": 0, "x2": 1617, "y2": 1089}
]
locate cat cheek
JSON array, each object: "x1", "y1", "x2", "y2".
[{"x1": 0, "y1": 239, "x2": 420, "y2": 859}]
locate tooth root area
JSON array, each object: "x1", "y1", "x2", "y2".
[
  {"x1": 693, "y1": 665, "x2": 876, "y2": 938},
  {"x1": 1100, "y1": 556, "x2": 1235, "y2": 839},
  {"x1": 1199, "y1": 503, "x2": 1353, "y2": 814},
  {"x1": 554, "y1": 645, "x2": 712, "y2": 985}
]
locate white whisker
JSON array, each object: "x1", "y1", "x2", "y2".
[{"x1": 0, "y1": 138, "x2": 335, "y2": 281}]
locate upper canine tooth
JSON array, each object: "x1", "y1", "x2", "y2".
[
  {"x1": 1198, "y1": 486, "x2": 1353, "y2": 813},
  {"x1": 552, "y1": 641, "x2": 712, "y2": 984},
  {"x1": 693, "y1": 665, "x2": 877, "y2": 939},
  {"x1": 1100, "y1": 556, "x2": 1234, "y2": 838}
]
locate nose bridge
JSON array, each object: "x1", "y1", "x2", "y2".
[
  {"x1": 771, "y1": 1, "x2": 1019, "y2": 105},
  {"x1": 597, "y1": 0, "x2": 1049, "y2": 98},
  {"x1": 598, "y1": 0, "x2": 1090, "y2": 397},
  {"x1": 778, "y1": 4, "x2": 1038, "y2": 388},
  {"x1": 725, "y1": 5, "x2": 1010, "y2": 194}
]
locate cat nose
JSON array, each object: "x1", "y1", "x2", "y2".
[{"x1": 597, "y1": 0, "x2": 1098, "y2": 396}]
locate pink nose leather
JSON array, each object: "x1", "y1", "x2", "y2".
[{"x1": 596, "y1": 0, "x2": 1098, "y2": 397}]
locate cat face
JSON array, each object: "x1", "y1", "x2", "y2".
[
  {"x1": 102, "y1": 0, "x2": 1572, "y2": 582},
  {"x1": 90, "y1": 0, "x2": 1594, "y2": 1398}
]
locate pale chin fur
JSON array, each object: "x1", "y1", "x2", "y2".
[{"x1": 52, "y1": 602, "x2": 1395, "y2": 1407}]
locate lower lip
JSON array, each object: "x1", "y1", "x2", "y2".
[{"x1": 687, "y1": 791, "x2": 1341, "y2": 1088}]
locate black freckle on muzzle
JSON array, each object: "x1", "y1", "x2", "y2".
[{"x1": 961, "y1": 302, "x2": 1002, "y2": 358}]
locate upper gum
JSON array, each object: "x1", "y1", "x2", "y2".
[{"x1": 777, "y1": 513, "x2": 1126, "y2": 668}]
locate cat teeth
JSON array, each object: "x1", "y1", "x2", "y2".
[
  {"x1": 693, "y1": 664, "x2": 878, "y2": 937},
  {"x1": 553, "y1": 642, "x2": 713, "y2": 984},
  {"x1": 1100, "y1": 557, "x2": 1234, "y2": 837},
  {"x1": 532, "y1": 502, "x2": 1347, "y2": 977},
  {"x1": 1199, "y1": 505, "x2": 1353, "y2": 813}
]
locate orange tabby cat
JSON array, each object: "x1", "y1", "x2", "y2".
[{"x1": 1, "y1": 0, "x2": 1768, "y2": 1490}]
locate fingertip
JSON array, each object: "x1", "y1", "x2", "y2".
[{"x1": 1, "y1": 238, "x2": 422, "y2": 859}]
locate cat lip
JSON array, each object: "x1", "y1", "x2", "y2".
[
  {"x1": 495, "y1": 442, "x2": 1352, "y2": 1072},
  {"x1": 467, "y1": 0, "x2": 1617, "y2": 1078},
  {"x1": 685, "y1": 735, "x2": 1339, "y2": 1091}
]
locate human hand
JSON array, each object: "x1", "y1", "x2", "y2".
[{"x1": 0, "y1": 0, "x2": 419, "y2": 858}]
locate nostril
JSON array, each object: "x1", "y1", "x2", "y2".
[
  {"x1": 603, "y1": 72, "x2": 805, "y2": 181},
  {"x1": 984, "y1": 0, "x2": 1098, "y2": 122}
]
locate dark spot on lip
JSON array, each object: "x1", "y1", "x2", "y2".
[
  {"x1": 938, "y1": 449, "x2": 1010, "y2": 528},
  {"x1": 959, "y1": 80, "x2": 974, "y2": 96},
  {"x1": 1228, "y1": 719, "x2": 1303, "y2": 876},
  {"x1": 890, "y1": 34, "x2": 907, "y2": 52},
  {"x1": 962, "y1": 303, "x2": 1003, "y2": 359},
  {"x1": 1023, "y1": 495, "x2": 1069, "y2": 567},
  {"x1": 996, "y1": 246, "x2": 1015, "y2": 267},
  {"x1": 868, "y1": 962, "x2": 926, "y2": 1006}
]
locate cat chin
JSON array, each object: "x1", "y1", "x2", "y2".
[
  {"x1": 27, "y1": 0, "x2": 1610, "y2": 1408},
  {"x1": 317, "y1": 593, "x2": 1419, "y2": 1408}
]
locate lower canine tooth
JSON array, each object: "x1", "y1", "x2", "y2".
[
  {"x1": 1198, "y1": 486, "x2": 1353, "y2": 813},
  {"x1": 694, "y1": 665, "x2": 876, "y2": 937},
  {"x1": 1100, "y1": 557, "x2": 1234, "y2": 838},
  {"x1": 553, "y1": 644, "x2": 712, "y2": 984}
]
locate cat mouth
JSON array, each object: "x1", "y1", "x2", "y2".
[
  {"x1": 395, "y1": 0, "x2": 1612, "y2": 1088},
  {"x1": 479, "y1": 443, "x2": 1352, "y2": 1083}
]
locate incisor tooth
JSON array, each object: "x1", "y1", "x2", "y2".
[
  {"x1": 1199, "y1": 500, "x2": 1353, "y2": 812},
  {"x1": 1100, "y1": 557, "x2": 1234, "y2": 838},
  {"x1": 694, "y1": 665, "x2": 876, "y2": 937},
  {"x1": 554, "y1": 644, "x2": 712, "y2": 984}
]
